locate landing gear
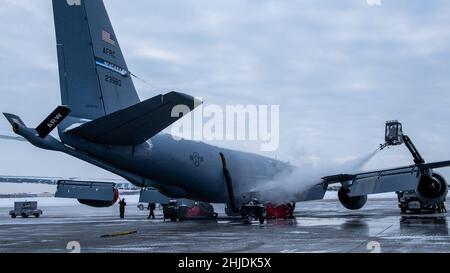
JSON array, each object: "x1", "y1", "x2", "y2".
[
  {"x1": 220, "y1": 153, "x2": 266, "y2": 224},
  {"x1": 162, "y1": 200, "x2": 187, "y2": 222},
  {"x1": 240, "y1": 199, "x2": 266, "y2": 225}
]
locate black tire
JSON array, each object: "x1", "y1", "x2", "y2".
[
  {"x1": 21, "y1": 213, "x2": 28, "y2": 218},
  {"x1": 243, "y1": 217, "x2": 251, "y2": 225},
  {"x1": 34, "y1": 214, "x2": 40, "y2": 218},
  {"x1": 10, "y1": 214, "x2": 16, "y2": 219},
  {"x1": 170, "y1": 215, "x2": 177, "y2": 222}
]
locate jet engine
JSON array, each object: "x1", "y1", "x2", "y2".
[
  {"x1": 338, "y1": 187, "x2": 367, "y2": 210},
  {"x1": 78, "y1": 188, "x2": 120, "y2": 208},
  {"x1": 416, "y1": 173, "x2": 448, "y2": 206}
]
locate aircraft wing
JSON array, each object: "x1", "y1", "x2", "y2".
[{"x1": 322, "y1": 160, "x2": 450, "y2": 197}]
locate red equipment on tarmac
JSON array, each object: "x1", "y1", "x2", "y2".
[{"x1": 265, "y1": 203, "x2": 296, "y2": 219}]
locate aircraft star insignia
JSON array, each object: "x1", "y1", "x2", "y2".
[{"x1": 190, "y1": 152, "x2": 204, "y2": 167}]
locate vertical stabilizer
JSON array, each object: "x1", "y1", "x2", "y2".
[{"x1": 52, "y1": 0, "x2": 140, "y2": 120}]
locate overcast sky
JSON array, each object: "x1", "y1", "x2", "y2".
[{"x1": 1, "y1": 0, "x2": 450, "y2": 192}]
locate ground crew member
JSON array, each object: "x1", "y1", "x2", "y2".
[
  {"x1": 119, "y1": 198, "x2": 126, "y2": 219},
  {"x1": 148, "y1": 202, "x2": 156, "y2": 219},
  {"x1": 288, "y1": 203, "x2": 296, "y2": 219}
]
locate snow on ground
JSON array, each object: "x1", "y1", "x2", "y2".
[
  {"x1": 0, "y1": 191, "x2": 396, "y2": 208},
  {"x1": 0, "y1": 183, "x2": 56, "y2": 195},
  {"x1": 0, "y1": 195, "x2": 141, "y2": 208}
]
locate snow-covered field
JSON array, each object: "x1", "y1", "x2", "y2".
[
  {"x1": 0, "y1": 195, "x2": 141, "y2": 208},
  {"x1": 0, "y1": 191, "x2": 397, "y2": 208}
]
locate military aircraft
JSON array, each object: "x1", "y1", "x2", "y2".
[{"x1": 2, "y1": 0, "x2": 449, "y2": 223}]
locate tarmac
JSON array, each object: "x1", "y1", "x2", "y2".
[{"x1": 0, "y1": 195, "x2": 448, "y2": 253}]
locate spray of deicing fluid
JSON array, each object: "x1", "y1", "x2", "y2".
[
  {"x1": 338, "y1": 148, "x2": 380, "y2": 173},
  {"x1": 252, "y1": 148, "x2": 381, "y2": 204}
]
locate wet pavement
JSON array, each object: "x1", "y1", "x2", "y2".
[{"x1": 0, "y1": 197, "x2": 448, "y2": 253}]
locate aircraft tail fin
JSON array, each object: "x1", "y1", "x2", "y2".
[
  {"x1": 66, "y1": 92, "x2": 202, "y2": 146},
  {"x1": 52, "y1": 0, "x2": 140, "y2": 120}
]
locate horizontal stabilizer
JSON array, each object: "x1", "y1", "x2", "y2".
[
  {"x1": 66, "y1": 92, "x2": 201, "y2": 145},
  {"x1": 4, "y1": 106, "x2": 70, "y2": 139},
  {"x1": 3, "y1": 113, "x2": 26, "y2": 131}
]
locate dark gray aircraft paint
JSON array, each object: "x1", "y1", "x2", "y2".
[{"x1": 3, "y1": 0, "x2": 450, "y2": 211}]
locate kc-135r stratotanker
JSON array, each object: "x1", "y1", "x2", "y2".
[{"x1": 3, "y1": 0, "x2": 449, "y2": 223}]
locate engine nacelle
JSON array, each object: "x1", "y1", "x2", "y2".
[
  {"x1": 416, "y1": 173, "x2": 448, "y2": 206},
  {"x1": 78, "y1": 188, "x2": 120, "y2": 208},
  {"x1": 338, "y1": 188, "x2": 368, "y2": 210}
]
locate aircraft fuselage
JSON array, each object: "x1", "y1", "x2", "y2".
[{"x1": 60, "y1": 129, "x2": 288, "y2": 204}]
